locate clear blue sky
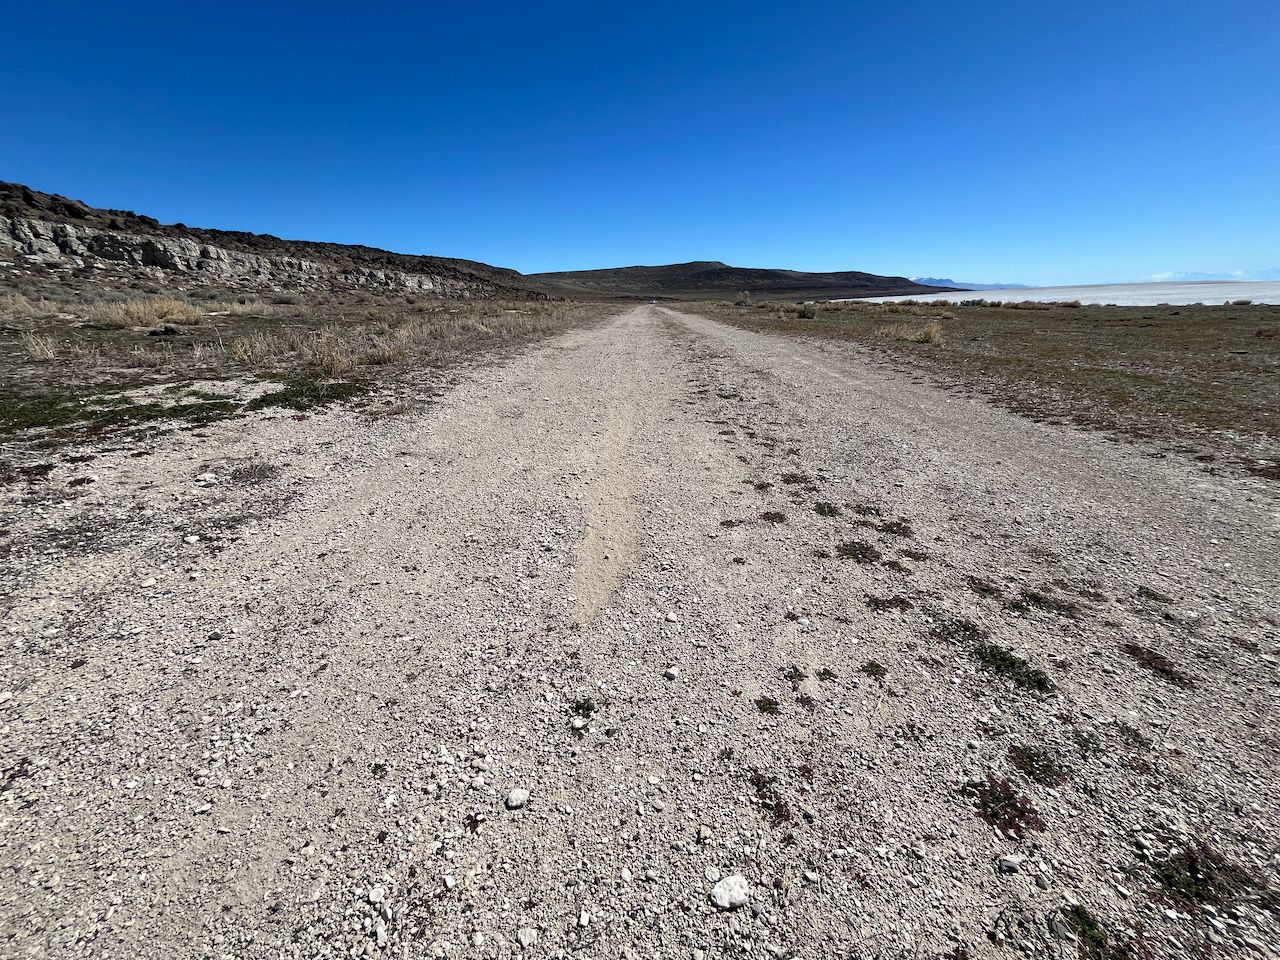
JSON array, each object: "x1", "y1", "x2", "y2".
[{"x1": 2, "y1": 1, "x2": 1277, "y2": 285}]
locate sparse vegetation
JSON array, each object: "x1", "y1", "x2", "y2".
[
  {"x1": 836, "y1": 539, "x2": 881, "y2": 563},
  {"x1": 859, "y1": 660, "x2": 887, "y2": 681},
  {"x1": 1059, "y1": 906, "x2": 1131, "y2": 960},
  {"x1": 1122, "y1": 642, "x2": 1194, "y2": 688},
  {"x1": 90, "y1": 296, "x2": 206, "y2": 328},
  {"x1": 1007, "y1": 744, "x2": 1070, "y2": 786},
  {"x1": 693, "y1": 297, "x2": 1280, "y2": 480},
  {"x1": 973, "y1": 643, "x2": 1056, "y2": 694},
  {"x1": 1153, "y1": 843, "x2": 1264, "y2": 909},
  {"x1": 960, "y1": 774, "x2": 1044, "y2": 838},
  {"x1": 755, "y1": 696, "x2": 781, "y2": 715}
]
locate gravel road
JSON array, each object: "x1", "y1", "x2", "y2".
[{"x1": 2, "y1": 305, "x2": 1277, "y2": 959}]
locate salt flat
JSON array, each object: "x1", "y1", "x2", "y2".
[{"x1": 860, "y1": 279, "x2": 1280, "y2": 306}]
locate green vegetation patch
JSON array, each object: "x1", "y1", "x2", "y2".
[{"x1": 973, "y1": 642, "x2": 1056, "y2": 694}]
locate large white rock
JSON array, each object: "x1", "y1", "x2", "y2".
[{"x1": 709, "y1": 874, "x2": 750, "y2": 910}]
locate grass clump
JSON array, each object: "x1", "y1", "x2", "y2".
[
  {"x1": 20, "y1": 332, "x2": 58, "y2": 361},
  {"x1": 759, "y1": 510, "x2": 787, "y2": 524},
  {"x1": 814, "y1": 501, "x2": 841, "y2": 517},
  {"x1": 90, "y1": 296, "x2": 205, "y2": 327},
  {"x1": 755, "y1": 696, "x2": 781, "y2": 715},
  {"x1": 877, "y1": 320, "x2": 944, "y2": 344}
]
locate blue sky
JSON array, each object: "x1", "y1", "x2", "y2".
[{"x1": 2, "y1": 1, "x2": 1277, "y2": 284}]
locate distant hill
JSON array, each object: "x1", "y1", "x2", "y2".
[
  {"x1": 913, "y1": 277, "x2": 1029, "y2": 291},
  {"x1": 529, "y1": 261, "x2": 949, "y2": 300}
]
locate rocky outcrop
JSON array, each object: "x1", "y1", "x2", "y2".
[{"x1": 0, "y1": 215, "x2": 515, "y2": 298}]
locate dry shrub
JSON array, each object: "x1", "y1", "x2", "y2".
[
  {"x1": 293, "y1": 328, "x2": 358, "y2": 377},
  {"x1": 67, "y1": 342, "x2": 104, "y2": 367},
  {"x1": 2, "y1": 292, "x2": 36, "y2": 316},
  {"x1": 877, "y1": 320, "x2": 945, "y2": 344},
  {"x1": 20, "y1": 332, "x2": 58, "y2": 361},
  {"x1": 230, "y1": 332, "x2": 284, "y2": 366},
  {"x1": 91, "y1": 297, "x2": 205, "y2": 328},
  {"x1": 208, "y1": 299, "x2": 292, "y2": 317},
  {"x1": 125, "y1": 344, "x2": 176, "y2": 368},
  {"x1": 188, "y1": 342, "x2": 228, "y2": 368}
]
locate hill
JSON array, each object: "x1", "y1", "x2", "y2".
[
  {"x1": 529, "y1": 261, "x2": 948, "y2": 300},
  {"x1": 913, "y1": 276, "x2": 1029, "y2": 291},
  {"x1": 0, "y1": 181, "x2": 538, "y2": 300}
]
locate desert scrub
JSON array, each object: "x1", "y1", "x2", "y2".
[{"x1": 90, "y1": 296, "x2": 206, "y2": 327}]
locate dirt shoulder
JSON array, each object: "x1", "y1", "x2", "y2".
[{"x1": 1, "y1": 305, "x2": 1276, "y2": 959}]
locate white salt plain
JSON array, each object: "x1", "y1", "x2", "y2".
[{"x1": 860, "y1": 280, "x2": 1280, "y2": 306}]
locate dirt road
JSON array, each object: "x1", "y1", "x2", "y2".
[{"x1": 2, "y1": 306, "x2": 1277, "y2": 959}]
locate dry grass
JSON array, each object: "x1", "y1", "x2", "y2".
[
  {"x1": 20, "y1": 332, "x2": 58, "y2": 361},
  {"x1": 90, "y1": 296, "x2": 206, "y2": 328},
  {"x1": 207, "y1": 299, "x2": 295, "y2": 317},
  {"x1": 3, "y1": 292, "x2": 36, "y2": 316},
  {"x1": 877, "y1": 320, "x2": 945, "y2": 344}
]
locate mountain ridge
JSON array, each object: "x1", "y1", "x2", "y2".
[{"x1": 529, "y1": 261, "x2": 948, "y2": 300}]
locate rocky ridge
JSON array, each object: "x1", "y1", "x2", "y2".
[{"x1": 0, "y1": 182, "x2": 540, "y2": 300}]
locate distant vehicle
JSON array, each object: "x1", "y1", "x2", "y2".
[{"x1": 649, "y1": 299, "x2": 657, "y2": 304}]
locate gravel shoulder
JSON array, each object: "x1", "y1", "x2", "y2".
[{"x1": 2, "y1": 305, "x2": 1276, "y2": 959}]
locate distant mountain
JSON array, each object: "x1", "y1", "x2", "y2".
[
  {"x1": 529, "y1": 261, "x2": 947, "y2": 301},
  {"x1": 913, "y1": 277, "x2": 1029, "y2": 291},
  {"x1": 1148, "y1": 269, "x2": 1280, "y2": 282}
]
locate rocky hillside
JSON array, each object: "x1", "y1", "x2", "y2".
[
  {"x1": 0, "y1": 182, "x2": 540, "y2": 300},
  {"x1": 528, "y1": 261, "x2": 950, "y2": 300}
]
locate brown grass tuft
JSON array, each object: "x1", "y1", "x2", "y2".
[
  {"x1": 20, "y1": 332, "x2": 58, "y2": 361},
  {"x1": 877, "y1": 320, "x2": 944, "y2": 344},
  {"x1": 91, "y1": 297, "x2": 206, "y2": 328}
]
